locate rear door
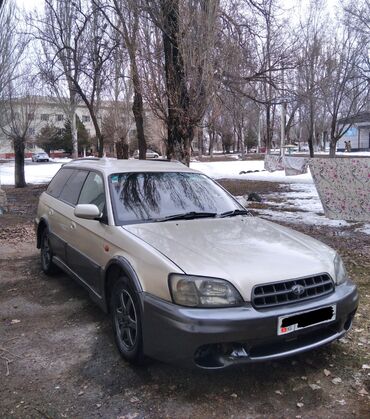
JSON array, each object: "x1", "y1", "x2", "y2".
[{"x1": 44, "y1": 168, "x2": 88, "y2": 263}]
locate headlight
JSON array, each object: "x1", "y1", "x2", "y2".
[
  {"x1": 169, "y1": 274, "x2": 243, "y2": 307},
  {"x1": 334, "y1": 253, "x2": 347, "y2": 285}
]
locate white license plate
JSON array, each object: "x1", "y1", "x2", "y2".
[{"x1": 278, "y1": 305, "x2": 336, "y2": 336}]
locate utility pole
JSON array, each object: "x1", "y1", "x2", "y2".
[
  {"x1": 257, "y1": 108, "x2": 262, "y2": 153},
  {"x1": 280, "y1": 66, "x2": 286, "y2": 156}
]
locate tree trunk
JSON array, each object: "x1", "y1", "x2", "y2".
[
  {"x1": 208, "y1": 130, "x2": 214, "y2": 157},
  {"x1": 308, "y1": 98, "x2": 315, "y2": 158},
  {"x1": 116, "y1": 140, "x2": 129, "y2": 159},
  {"x1": 88, "y1": 111, "x2": 104, "y2": 157},
  {"x1": 266, "y1": 103, "x2": 272, "y2": 151},
  {"x1": 240, "y1": 125, "x2": 245, "y2": 159},
  {"x1": 329, "y1": 140, "x2": 336, "y2": 157},
  {"x1": 116, "y1": 141, "x2": 124, "y2": 159},
  {"x1": 13, "y1": 138, "x2": 26, "y2": 188},
  {"x1": 197, "y1": 127, "x2": 203, "y2": 157},
  {"x1": 71, "y1": 82, "x2": 104, "y2": 157},
  {"x1": 161, "y1": 0, "x2": 192, "y2": 166},
  {"x1": 131, "y1": 58, "x2": 147, "y2": 160},
  {"x1": 308, "y1": 133, "x2": 314, "y2": 158},
  {"x1": 71, "y1": 111, "x2": 78, "y2": 159},
  {"x1": 329, "y1": 120, "x2": 338, "y2": 158}
]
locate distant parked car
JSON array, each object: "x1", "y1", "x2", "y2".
[
  {"x1": 133, "y1": 149, "x2": 159, "y2": 159},
  {"x1": 32, "y1": 152, "x2": 50, "y2": 162},
  {"x1": 248, "y1": 147, "x2": 267, "y2": 153}
]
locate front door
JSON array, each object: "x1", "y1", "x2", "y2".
[{"x1": 66, "y1": 171, "x2": 108, "y2": 296}]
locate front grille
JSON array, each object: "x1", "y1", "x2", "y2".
[{"x1": 252, "y1": 274, "x2": 334, "y2": 309}]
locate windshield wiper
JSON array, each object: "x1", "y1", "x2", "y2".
[
  {"x1": 219, "y1": 209, "x2": 249, "y2": 218},
  {"x1": 155, "y1": 211, "x2": 217, "y2": 222}
]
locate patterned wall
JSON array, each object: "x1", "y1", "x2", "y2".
[{"x1": 310, "y1": 158, "x2": 370, "y2": 222}]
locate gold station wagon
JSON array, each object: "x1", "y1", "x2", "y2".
[{"x1": 35, "y1": 158, "x2": 359, "y2": 369}]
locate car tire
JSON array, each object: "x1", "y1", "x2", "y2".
[
  {"x1": 110, "y1": 277, "x2": 144, "y2": 364},
  {"x1": 40, "y1": 229, "x2": 59, "y2": 275}
]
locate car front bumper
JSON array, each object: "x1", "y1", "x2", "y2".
[{"x1": 141, "y1": 280, "x2": 358, "y2": 369}]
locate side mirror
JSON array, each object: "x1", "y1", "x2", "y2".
[{"x1": 74, "y1": 204, "x2": 102, "y2": 220}]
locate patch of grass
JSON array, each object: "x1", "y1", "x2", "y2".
[
  {"x1": 218, "y1": 179, "x2": 287, "y2": 196},
  {"x1": 196, "y1": 154, "x2": 265, "y2": 162},
  {"x1": 246, "y1": 202, "x2": 270, "y2": 210},
  {"x1": 263, "y1": 206, "x2": 306, "y2": 213}
]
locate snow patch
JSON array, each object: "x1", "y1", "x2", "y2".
[{"x1": 191, "y1": 160, "x2": 313, "y2": 184}]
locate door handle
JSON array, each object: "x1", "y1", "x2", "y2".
[{"x1": 70, "y1": 222, "x2": 76, "y2": 230}]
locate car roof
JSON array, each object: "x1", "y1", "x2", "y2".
[{"x1": 62, "y1": 157, "x2": 199, "y2": 175}]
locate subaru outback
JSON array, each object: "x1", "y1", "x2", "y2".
[{"x1": 35, "y1": 158, "x2": 359, "y2": 369}]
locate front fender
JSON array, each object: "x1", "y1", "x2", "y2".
[{"x1": 103, "y1": 256, "x2": 143, "y2": 313}]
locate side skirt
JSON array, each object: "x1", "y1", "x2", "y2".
[{"x1": 53, "y1": 256, "x2": 106, "y2": 312}]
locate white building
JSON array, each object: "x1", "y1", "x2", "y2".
[
  {"x1": 0, "y1": 96, "x2": 165, "y2": 158},
  {"x1": 0, "y1": 96, "x2": 97, "y2": 158},
  {"x1": 337, "y1": 112, "x2": 370, "y2": 152}
]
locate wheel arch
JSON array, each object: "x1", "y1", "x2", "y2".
[
  {"x1": 36, "y1": 218, "x2": 50, "y2": 249},
  {"x1": 104, "y1": 256, "x2": 143, "y2": 313}
]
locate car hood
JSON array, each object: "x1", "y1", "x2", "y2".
[{"x1": 124, "y1": 216, "x2": 337, "y2": 300}]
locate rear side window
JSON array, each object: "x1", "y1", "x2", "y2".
[
  {"x1": 47, "y1": 168, "x2": 75, "y2": 198},
  {"x1": 59, "y1": 170, "x2": 89, "y2": 205},
  {"x1": 78, "y1": 171, "x2": 106, "y2": 213}
]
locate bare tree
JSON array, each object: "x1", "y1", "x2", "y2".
[
  {"x1": 143, "y1": 0, "x2": 219, "y2": 165},
  {"x1": 34, "y1": 0, "x2": 117, "y2": 158},
  {"x1": 0, "y1": 82, "x2": 38, "y2": 187},
  {"x1": 321, "y1": 29, "x2": 369, "y2": 156},
  {"x1": 139, "y1": 12, "x2": 169, "y2": 148},
  {"x1": 0, "y1": 0, "x2": 15, "y2": 99},
  {"x1": 32, "y1": 0, "x2": 82, "y2": 159},
  {"x1": 0, "y1": 1, "x2": 31, "y2": 188},
  {"x1": 204, "y1": 96, "x2": 223, "y2": 157},
  {"x1": 75, "y1": 0, "x2": 118, "y2": 157},
  {"x1": 0, "y1": 0, "x2": 27, "y2": 102},
  {"x1": 342, "y1": 0, "x2": 370, "y2": 84},
  {"x1": 217, "y1": 0, "x2": 298, "y2": 152},
  {"x1": 21, "y1": 0, "x2": 368, "y2": 163},
  {"x1": 343, "y1": 0, "x2": 370, "y2": 37},
  {"x1": 102, "y1": 57, "x2": 134, "y2": 159},
  {"x1": 98, "y1": 0, "x2": 148, "y2": 159}
]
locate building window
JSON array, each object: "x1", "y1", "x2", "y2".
[
  {"x1": 82, "y1": 115, "x2": 90, "y2": 123},
  {"x1": 41, "y1": 114, "x2": 49, "y2": 121},
  {"x1": 28, "y1": 128, "x2": 35, "y2": 136},
  {"x1": 56, "y1": 114, "x2": 64, "y2": 122}
]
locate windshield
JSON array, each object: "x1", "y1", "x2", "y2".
[{"x1": 109, "y1": 172, "x2": 246, "y2": 225}]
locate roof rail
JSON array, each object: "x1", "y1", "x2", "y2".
[
  {"x1": 146, "y1": 158, "x2": 180, "y2": 163},
  {"x1": 72, "y1": 157, "x2": 101, "y2": 161}
]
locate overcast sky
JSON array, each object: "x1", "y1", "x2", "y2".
[
  {"x1": 15, "y1": 0, "x2": 339, "y2": 22},
  {"x1": 16, "y1": 0, "x2": 40, "y2": 11}
]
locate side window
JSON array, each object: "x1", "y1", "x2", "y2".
[
  {"x1": 47, "y1": 168, "x2": 74, "y2": 198},
  {"x1": 59, "y1": 170, "x2": 89, "y2": 206},
  {"x1": 78, "y1": 172, "x2": 105, "y2": 213}
]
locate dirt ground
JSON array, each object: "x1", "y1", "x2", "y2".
[{"x1": 0, "y1": 183, "x2": 369, "y2": 419}]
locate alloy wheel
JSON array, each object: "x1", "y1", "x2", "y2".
[{"x1": 114, "y1": 289, "x2": 138, "y2": 351}]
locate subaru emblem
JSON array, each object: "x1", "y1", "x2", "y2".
[{"x1": 291, "y1": 284, "x2": 305, "y2": 296}]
